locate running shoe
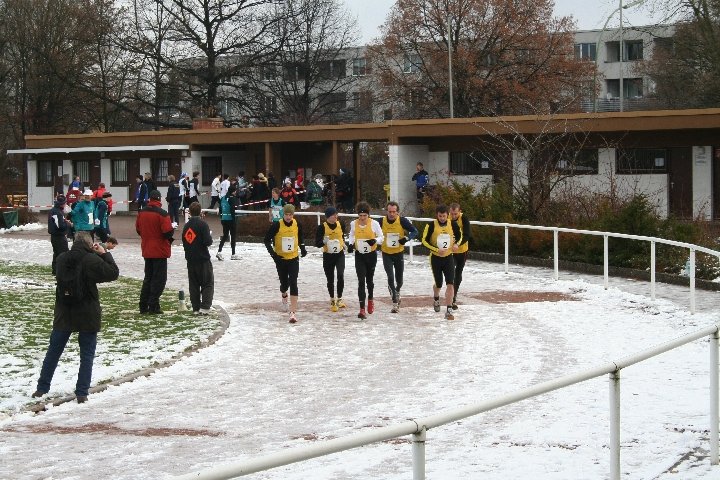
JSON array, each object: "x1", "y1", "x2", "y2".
[
  {"x1": 391, "y1": 303, "x2": 399, "y2": 313},
  {"x1": 357, "y1": 308, "x2": 367, "y2": 320},
  {"x1": 451, "y1": 300, "x2": 458, "y2": 310},
  {"x1": 336, "y1": 298, "x2": 347, "y2": 309},
  {"x1": 367, "y1": 299, "x2": 374, "y2": 314},
  {"x1": 433, "y1": 299, "x2": 441, "y2": 312},
  {"x1": 216, "y1": 252, "x2": 224, "y2": 261},
  {"x1": 331, "y1": 298, "x2": 338, "y2": 312},
  {"x1": 289, "y1": 312, "x2": 297, "y2": 323},
  {"x1": 231, "y1": 254, "x2": 240, "y2": 260},
  {"x1": 445, "y1": 310, "x2": 455, "y2": 320}
]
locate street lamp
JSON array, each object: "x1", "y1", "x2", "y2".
[{"x1": 447, "y1": 14, "x2": 454, "y2": 118}]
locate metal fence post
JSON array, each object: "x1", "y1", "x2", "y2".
[
  {"x1": 603, "y1": 235, "x2": 609, "y2": 290},
  {"x1": 553, "y1": 229, "x2": 559, "y2": 281},
  {"x1": 412, "y1": 427, "x2": 427, "y2": 480},
  {"x1": 609, "y1": 370, "x2": 621, "y2": 480},
  {"x1": 711, "y1": 329, "x2": 719, "y2": 465},
  {"x1": 504, "y1": 226, "x2": 509, "y2": 274},
  {"x1": 690, "y1": 248, "x2": 696, "y2": 314},
  {"x1": 650, "y1": 241, "x2": 656, "y2": 300}
]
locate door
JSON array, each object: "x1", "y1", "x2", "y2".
[
  {"x1": 127, "y1": 158, "x2": 140, "y2": 211},
  {"x1": 668, "y1": 147, "x2": 692, "y2": 218}
]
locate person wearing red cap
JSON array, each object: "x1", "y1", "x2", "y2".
[{"x1": 136, "y1": 189, "x2": 175, "y2": 314}]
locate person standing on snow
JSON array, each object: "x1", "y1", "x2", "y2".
[
  {"x1": 48, "y1": 194, "x2": 72, "y2": 275},
  {"x1": 182, "y1": 202, "x2": 214, "y2": 315}
]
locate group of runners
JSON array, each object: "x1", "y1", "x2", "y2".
[{"x1": 264, "y1": 200, "x2": 471, "y2": 323}]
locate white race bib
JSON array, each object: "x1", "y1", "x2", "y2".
[
  {"x1": 356, "y1": 239, "x2": 372, "y2": 254},
  {"x1": 437, "y1": 233, "x2": 451, "y2": 249},
  {"x1": 87, "y1": 212, "x2": 94, "y2": 224},
  {"x1": 386, "y1": 233, "x2": 400, "y2": 248},
  {"x1": 327, "y1": 239, "x2": 341, "y2": 253},
  {"x1": 282, "y1": 236, "x2": 295, "y2": 252},
  {"x1": 272, "y1": 209, "x2": 281, "y2": 219}
]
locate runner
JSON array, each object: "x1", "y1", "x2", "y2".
[
  {"x1": 380, "y1": 201, "x2": 418, "y2": 313},
  {"x1": 421, "y1": 204, "x2": 461, "y2": 320},
  {"x1": 348, "y1": 201, "x2": 383, "y2": 319},
  {"x1": 449, "y1": 202, "x2": 471, "y2": 310},
  {"x1": 217, "y1": 184, "x2": 239, "y2": 260},
  {"x1": 314, "y1": 206, "x2": 347, "y2": 312},
  {"x1": 263, "y1": 204, "x2": 307, "y2": 323},
  {"x1": 268, "y1": 188, "x2": 285, "y2": 223}
]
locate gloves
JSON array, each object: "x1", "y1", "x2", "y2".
[
  {"x1": 300, "y1": 246, "x2": 307, "y2": 258},
  {"x1": 346, "y1": 244, "x2": 354, "y2": 254},
  {"x1": 399, "y1": 237, "x2": 408, "y2": 245},
  {"x1": 366, "y1": 238, "x2": 376, "y2": 246},
  {"x1": 94, "y1": 219, "x2": 100, "y2": 225}
]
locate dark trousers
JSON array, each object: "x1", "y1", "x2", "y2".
[
  {"x1": 140, "y1": 258, "x2": 168, "y2": 313},
  {"x1": 93, "y1": 226, "x2": 109, "y2": 243},
  {"x1": 209, "y1": 196, "x2": 219, "y2": 210},
  {"x1": 37, "y1": 329, "x2": 97, "y2": 397},
  {"x1": 275, "y1": 257, "x2": 300, "y2": 296},
  {"x1": 218, "y1": 220, "x2": 237, "y2": 255},
  {"x1": 382, "y1": 252, "x2": 404, "y2": 302},
  {"x1": 187, "y1": 260, "x2": 214, "y2": 311},
  {"x1": 50, "y1": 234, "x2": 69, "y2": 275},
  {"x1": 169, "y1": 200, "x2": 181, "y2": 224},
  {"x1": 431, "y1": 254, "x2": 455, "y2": 288},
  {"x1": 453, "y1": 252, "x2": 467, "y2": 298},
  {"x1": 355, "y1": 252, "x2": 377, "y2": 308},
  {"x1": 322, "y1": 252, "x2": 345, "y2": 299}
]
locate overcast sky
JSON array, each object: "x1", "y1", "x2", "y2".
[{"x1": 347, "y1": 0, "x2": 668, "y2": 45}]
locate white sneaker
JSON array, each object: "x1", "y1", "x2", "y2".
[
  {"x1": 231, "y1": 254, "x2": 240, "y2": 260},
  {"x1": 216, "y1": 252, "x2": 224, "y2": 261},
  {"x1": 171, "y1": 222, "x2": 178, "y2": 229},
  {"x1": 281, "y1": 294, "x2": 289, "y2": 312},
  {"x1": 199, "y1": 307, "x2": 215, "y2": 315},
  {"x1": 289, "y1": 312, "x2": 297, "y2": 323}
]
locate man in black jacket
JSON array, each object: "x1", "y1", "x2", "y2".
[
  {"x1": 48, "y1": 194, "x2": 72, "y2": 275},
  {"x1": 182, "y1": 202, "x2": 214, "y2": 314},
  {"x1": 32, "y1": 231, "x2": 119, "y2": 403}
]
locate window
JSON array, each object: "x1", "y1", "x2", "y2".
[
  {"x1": 318, "y1": 59, "x2": 346, "y2": 79},
  {"x1": 574, "y1": 43, "x2": 596, "y2": 61},
  {"x1": 73, "y1": 160, "x2": 90, "y2": 184},
  {"x1": 37, "y1": 160, "x2": 55, "y2": 186},
  {"x1": 111, "y1": 159, "x2": 127, "y2": 186},
  {"x1": 624, "y1": 40, "x2": 643, "y2": 61},
  {"x1": 262, "y1": 96, "x2": 277, "y2": 115},
  {"x1": 352, "y1": 58, "x2": 367, "y2": 76},
  {"x1": 352, "y1": 91, "x2": 373, "y2": 110},
  {"x1": 654, "y1": 37, "x2": 673, "y2": 54},
  {"x1": 606, "y1": 78, "x2": 643, "y2": 98},
  {"x1": 616, "y1": 148, "x2": 667, "y2": 174},
  {"x1": 605, "y1": 41, "x2": 620, "y2": 62},
  {"x1": 319, "y1": 92, "x2": 346, "y2": 112},
  {"x1": 555, "y1": 149, "x2": 598, "y2": 174},
  {"x1": 383, "y1": 109, "x2": 393, "y2": 120},
  {"x1": 151, "y1": 158, "x2": 169, "y2": 183},
  {"x1": 450, "y1": 151, "x2": 496, "y2": 175},
  {"x1": 405, "y1": 88, "x2": 426, "y2": 110},
  {"x1": 283, "y1": 63, "x2": 306, "y2": 81},
  {"x1": 403, "y1": 54, "x2": 421, "y2": 73},
  {"x1": 261, "y1": 64, "x2": 278, "y2": 81},
  {"x1": 201, "y1": 157, "x2": 222, "y2": 185}
]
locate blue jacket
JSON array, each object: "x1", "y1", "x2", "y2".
[
  {"x1": 94, "y1": 199, "x2": 109, "y2": 230},
  {"x1": 71, "y1": 200, "x2": 95, "y2": 232},
  {"x1": 412, "y1": 169, "x2": 429, "y2": 189}
]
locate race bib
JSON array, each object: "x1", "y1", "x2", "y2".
[
  {"x1": 327, "y1": 239, "x2": 341, "y2": 253},
  {"x1": 281, "y1": 236, "x2": 295, "y2": 252},
  {"x1": 386, "y1": 233, "x2": 400, "y2": 248},
  {"x1": 272, "y1": 209, "x2": 281, "y2": 219},
  {"x1": 437, "y1": 233, "x2": 451, "y2": 249},
  {"x1": 87, "y1": 212, "x2": 94, "y2": 224},
  {"x1": 356, "y1": 239, "x2": 372, "y2": 254}
]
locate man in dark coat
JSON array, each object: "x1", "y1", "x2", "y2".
[
  {"x1": 32, "y1": 231, "x2": 119, "y2": 403},
  {"x1": 136, "y1": 190, "x2": 175, "y2": 314},
  {"x1": 182, "y1": 202, "x2": 214, "y2": 314},
  {"x1": 48, "y1": 194, "x2": 72, "y2": 275}
]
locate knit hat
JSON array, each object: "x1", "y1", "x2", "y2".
[
  {"x1": 149, "y1": 190, "x2": 162, "y2": 200},
  {"x1": 82, "y1": 188, "x2": 93, "y2": 196},
  {"x1": 283, "y1": 204, "x2": 295, "y2": 215},
  {"x1": 55, "y1": 195, "x2": 66, "y2": 205},
  {"x1": 258, "y1": 173, "x2": 266, "y2": 180},
  {"x1": 102, "y1": 191, "x2": 112, "y2": 198},
  {"x1": 324, "y1": 206, "x2": 337, "y2": 218}
]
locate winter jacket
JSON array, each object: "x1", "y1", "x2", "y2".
[
  {"x1": 182, "y1": 216, "x2": 213, "y2": 262},
  {"x1": 53, "y1": 242, "x2": 119, "y2": 332},
  {"x1": 48, "y1": 203, "x2": 70, "y2": 236},
  {"x1": 94, "y1": 199, "x2": 109, "y2": 230},
  {"x1": 219, "y1": 195, "x2": 237, "y2": 221},
  {"x1": 71, "y1": 200, "x2": 95, "y2": 232},
  {"x1": 136, "y1": 199, "x2": 174, "y2": 259},
  {"x1": 166, "y1": 182, "x2": 180, "y2": 205},
  {"x1": 412, "y1": 169, "x2": 430, "y2": 189}
]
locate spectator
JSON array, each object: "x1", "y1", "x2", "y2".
[
  {"x1": 182, "y1": 202, "x2": 215, "y2": 314},
  {"x1": 280, "y1": 178, "x2": 298, "y2": 206},
  {"x1": 236, "y1": 171, "x2": 250, "y2": 205},
  {"x1": 217, "y1": 184, "x2": 239, "y2": 260},
  {"x1": 219, "y1": 174, "x2": 230, "y2": 199},
  {"x1": 31, "y1": 231, "x2": 119, "y2": 404},
  {"x1": 71, "y1": 189, "x2": 96, "y2": 237},
  {"x1": 166, "y1": 174, "x2": 181, "y2": 227},
  {"x1": 188, "y1": 171, "x2": 200, "y2": 205},
  {"x1": 69, "y1": 175, "x2": 82, "y2": 191},
  {"x1": 93, "y1": 192, "x2": 112, "y2": 243},
  {"x1": 92, "y1": 182, "x2": 106, "y2": 207},
  {"x1": 209, "y1": 173, "x2": 222, "y2": 210},
  {"x1": 136, "y1": 190, "x2": 175, "y2": 314},
  {"x1": 306, "y1": 174, "x2": 324, "y2": 206},
  {"x1": 180, "y1": 172, "x2": 191, "y2": 217},
  {"x1": 267, "y1": 172, "x2": 277, "y2": 191},
  {"x1": 134, "y1": 175, "x2": 147, "y2": 209},
  {"x1": 253, "y1": 173, "x2": 270, "y2": 210},
  {"x1": 412, "y1": 162, "x2": 430, "y2": 202},
  {"x1": 335, "y1": 168, "x2": 354, "y2": 212}
]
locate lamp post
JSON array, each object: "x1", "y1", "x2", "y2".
[{"x1": 447, "y1": 14, "x2": 454, "y2": 119}]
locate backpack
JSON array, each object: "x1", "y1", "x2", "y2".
[{"x1": 56, "y1": 251, "x2": 88, "y2": 305}]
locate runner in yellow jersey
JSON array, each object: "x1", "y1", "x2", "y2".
[
  {"x1": 380, "y1": 201, "x2": 418, "y2": 313},
  {"x1": 263, "y1": 204, "x2": 307, "y2": 323},
  {"x1": 314, "y1": 206, "x2": 347, "y2": 312},
  {"x1": 348, "y1": 201, "x2": 383, "y2": 319},
  {"x1": 449, "y1": 202, "x2": 471, "y2": 310},
  {"x1": 421, "y1": 204, "x2": 461, "y2": 320}
]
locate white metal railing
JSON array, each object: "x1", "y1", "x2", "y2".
[
  {"x1": 177, "y1": 325, "x2": 720, "y2": 480},
  {"x1": 231, "y1": 209, "x2": 720, "y2": 314},
  {"x1": 176, "y1": 209, "x2": 720, "y2": 479}
]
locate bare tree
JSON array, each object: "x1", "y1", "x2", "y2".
[
  {"x1": 244, "y1": 0, "x2": 361, "y2": 126},
  {"x1": 369, "y1": 0, "x2": 594, "y2": 119}
]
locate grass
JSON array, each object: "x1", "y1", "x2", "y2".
[{"x1": 0, "y1": 260, "x2": 223, "y2": 413}]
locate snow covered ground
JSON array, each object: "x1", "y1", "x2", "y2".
[{"x1": 0, "y1": 233, "x2": 718, "y2": 480}]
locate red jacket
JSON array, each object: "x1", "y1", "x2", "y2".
[{"x1": 135, "y1": 200, "x2": 174, "y2": 258}]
